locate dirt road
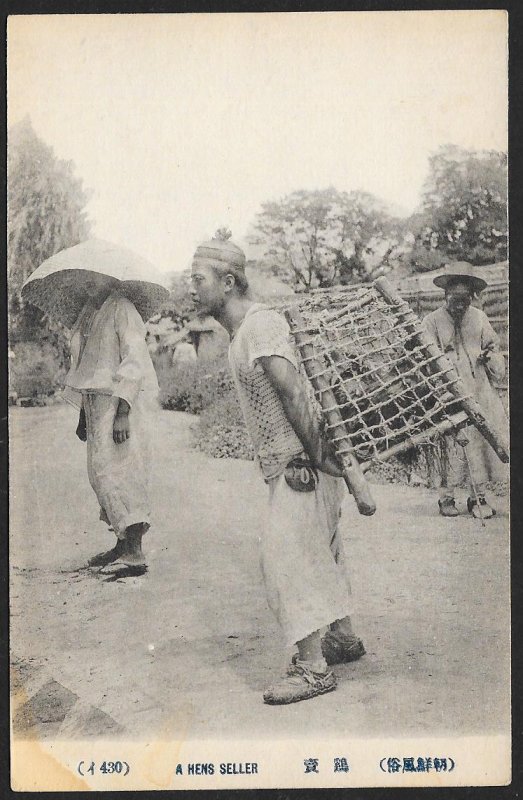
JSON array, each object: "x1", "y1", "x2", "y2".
[{"x1": 10, "y1": 404, "x2": 510, "y2": 740}]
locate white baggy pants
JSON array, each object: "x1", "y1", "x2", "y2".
[
  {"x1": 262, "y1": 470, "x2": 354, "y2": 646},
  {"x1": 84, "y1": 392, "x2": 153, "y2": 538}
]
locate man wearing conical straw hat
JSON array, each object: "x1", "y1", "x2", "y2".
[
  {"x1": 190, "y1": 230, "x2": 365, "y2": 705},
  {"x1": 22, "y1": 239, "x2": 169, "y2": 571},
  {"x1": 421, "y1": 262, "x2": 508, "y2": 520}
]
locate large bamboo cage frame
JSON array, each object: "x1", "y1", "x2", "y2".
[{"x1": 285, "y1": 277, "x2": 509, "y2": 516}]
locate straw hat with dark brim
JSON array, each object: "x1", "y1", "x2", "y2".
[
  {"x1": 21, "y1": 238, "x2": 170, "y2": 328},
  {"x1": 432, "y1": 261, "x2": 488, "y2": 293}
]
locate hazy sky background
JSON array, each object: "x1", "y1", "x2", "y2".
[{"x1": 8, "y1": 11, "x2": 507, "y2": 275}]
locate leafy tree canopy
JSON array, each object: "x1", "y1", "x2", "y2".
[
  {"x1": 248, "y1": 146, "x2": 507, "y2": 285},
  {"x1": 408, "y1": 144, "x2": 507, "y2": 271},
  {"x1": 8, "y1": 117, "x2": 92, "y2": 390},
  {"x1": 8, "y1": 117, "x2": 91, "y2": 332},
  {"x1": 249, "y1": 187, "x2": 402, "y2": 290}
]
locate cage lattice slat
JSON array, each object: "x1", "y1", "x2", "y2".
[{"x1": 285, "y1": 277, "x2": 509, "y2": 515}]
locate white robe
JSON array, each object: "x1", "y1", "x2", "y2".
[
  {"x1": 422, "y1": 305, "x2": 508, "y2": 493},
  {"x1": 64, "y1": 291, "x2": 158, "y2": 537}
]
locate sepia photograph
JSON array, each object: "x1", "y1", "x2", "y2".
[{"x1": 8, "y1": 10, "x2": 510, "y2": 790}]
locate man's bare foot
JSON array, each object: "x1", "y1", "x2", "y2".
[
  {"x1": 119, "y1": 523, "x2": 147, "y2": 567},
  {"x1": 88, "y1": 538, "x2": 126, "y2": 568}
]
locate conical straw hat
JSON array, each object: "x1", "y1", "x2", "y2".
[
  {"x1": 21, "y1": 238, "x2": 170, "y2": 328},
  {"x1": 432, "y1": 261, "x2": 488, "y2": 293}
]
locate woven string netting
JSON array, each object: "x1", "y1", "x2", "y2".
[{"x1": 289, "y1": 285, "x2": 471, "y2": 467}]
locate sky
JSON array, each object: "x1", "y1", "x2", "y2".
[{"x1": 8, "y1": 11, "x2": 508, "y2": 276}]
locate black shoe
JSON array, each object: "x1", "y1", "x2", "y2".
[
  {"x1": 87, "y1": 539, "x2": 126, "y2": 567},
  {"x1": 467, "y1": 496, "x2": 495, "y2": 519},
  {"x1": 438, "y1": 497, "x2": 459, "y2": 517},
  {"x1": 321, "y1": 632, "x2": 366, "y2": 666},
  {"x1": 291, "y1": 634, "x2": 366, "y2": 668}
]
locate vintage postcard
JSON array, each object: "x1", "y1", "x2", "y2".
[{"x1": 8, "y1": 10, "x2": 510, "y2": 791}]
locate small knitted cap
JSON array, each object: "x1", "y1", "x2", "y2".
[{"x1": 193, "y1": 228, "x2": 246, "y2": 269}]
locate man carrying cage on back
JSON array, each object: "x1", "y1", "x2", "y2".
[{"x1": 189, "y1": 230, "x2": 365, "y2": 706}]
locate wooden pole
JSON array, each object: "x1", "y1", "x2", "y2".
[
  {"x1": 286, "y1": 307, "x2": 377, "y2": 516},
  {"x1": 357, "y1": 410, "x2": 470, "y2": 471},
  {"x1": 374, "y1": 277, "x2": 509, "y2": 464},
  {"x1": 461, "y1": 443, "x2": 486, "y2": 527}
]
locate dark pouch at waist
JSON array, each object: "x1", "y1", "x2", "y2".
[{"x1": 284, "y1": 458, "x2": 318, "y2": 493}]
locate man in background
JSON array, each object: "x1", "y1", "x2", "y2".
[{"x1": 422, "y1": 262, "x2": 507, "y2": 519}]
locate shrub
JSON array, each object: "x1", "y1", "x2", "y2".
[
  {"x1": 9, "y1": 341, "x2": 65, "y2": 398},
  {"x1": 158, "y1": 358, "x2": 235, "y2": 414},
  {"x1": 156, "y1": 353, "x2": 254, "y2": 459},
  {"x1": 196, "y1": 393, "x2": 254, "y2": 460},
  {"x1": 367, "y1": 456, "x2": 413, "y2": 486}
]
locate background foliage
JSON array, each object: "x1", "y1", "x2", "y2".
[
  {"x1": 402, "y1": 145, "x2": 507, "y2": 272},
  {"x1": 248, "y1": 145, "x2": 507, "y2": 288},
  {"x1": 156, "y1": 356, "x2": 254, "y2": 460},
  {"x1": 249, "y1": 187, "x2": 406, "y2": 289},
  {"x1": 8, "y1": 118, "x2": 91, "y2": 396}
]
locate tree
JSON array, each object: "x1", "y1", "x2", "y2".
[
  {"x1": 408, "y1": 145, "x2": 507, "y2": 270},
  {"x1": 8, "y1": 118, "x2": 91, "y2": 392},
  {"x1": 167, "y1": 269, "x2": 194, "y2": 319},
  {"x1": 249, "y1": 188, "x2": 398, "y2": 290},
  {"x1": 8, "y1": 117, "x2": 91, "y2": 334},
  {"x1": 327, "y1": 191, "x2": 404, "y2": 284}
]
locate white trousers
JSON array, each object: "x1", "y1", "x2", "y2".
[
  {"x1": 84, "y1": 392, "x2": 153, "y2": 538},
  {"x1": 262, "y1": 470, "x2": 354, "y2": 646}
]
